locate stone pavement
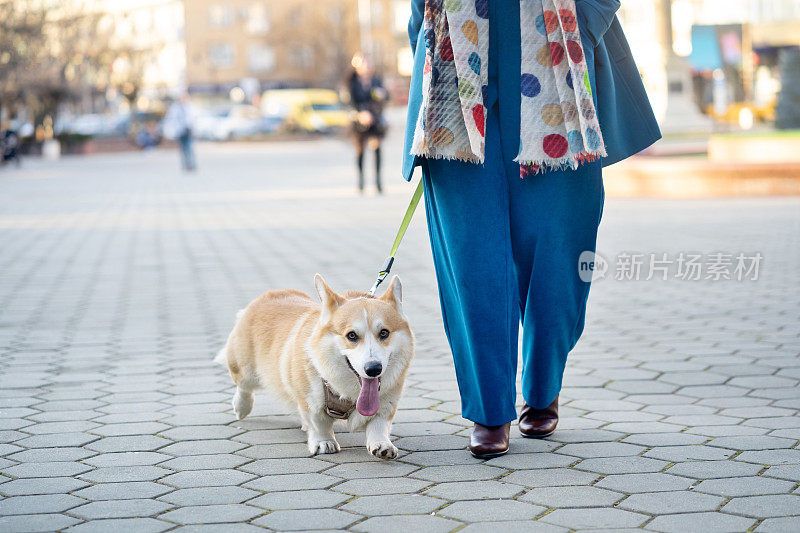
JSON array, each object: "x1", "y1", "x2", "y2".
[{"x1": 0, "y1": 135, "x2": 798, "y2": 532}]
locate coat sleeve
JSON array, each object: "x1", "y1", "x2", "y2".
[
  {"x1": 575, "y1": 0, "x2": 620, "y2": 47},
  {"x1": 408, "y1": 0, "x2": 425, "y2": 53}
]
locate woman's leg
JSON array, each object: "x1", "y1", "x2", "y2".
[
  {"x1": 369, "y1": 137, "x2": 382, "y2": 193},
  {"x1": 355, "y1": 135, "x2": 366, "y2": 191},
  {"x1": 506, "y1": 160, "x2": 605, "y2": 409},
  {"x1": 421, "y1": 112, "x2": 519, "y2": 426}
]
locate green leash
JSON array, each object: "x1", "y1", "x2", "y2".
[{"x1": 368, "y1": 179, "x2": 424, "y2": 296}]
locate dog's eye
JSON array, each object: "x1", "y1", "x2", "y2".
[
  {"x1": 379, "y1": 329, "x2": 390, "y2": 339},
  {"x1": 346, "y1": 331, "x2": 359, "y2": 341}
]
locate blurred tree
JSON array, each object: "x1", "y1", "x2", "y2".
[
  {"x1": 0, "y1": 1, "x2": 48, "y2": 119},
  {"x1": 0, "y1": 0, "x2": 155, "y2": 125},
  {"x1": 775, "y1": 48, "x2": 800, "y2": 130}
]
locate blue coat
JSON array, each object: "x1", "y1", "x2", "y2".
[{"x1": 401, "y1": 0, "x2": 661, "y2": 181}]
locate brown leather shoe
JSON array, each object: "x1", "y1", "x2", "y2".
[
  {"x1": 469, "y1": 422, "x2": 510, "y2": 458},
  {"x1": 519, "y1": 395, "x2": 559, "y2": 438}
]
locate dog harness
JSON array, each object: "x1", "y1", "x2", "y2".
[{"x1": 323, "y1": 380, "x2": 355, "y2": 419}]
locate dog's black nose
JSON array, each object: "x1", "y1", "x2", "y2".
[{"x1": 364, "y1": 361, "x2": 382, "y2": 377}]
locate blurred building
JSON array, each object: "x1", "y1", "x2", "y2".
[
  {"x1": 183, "y1": 0, "x2": 412, "y2": 96},
  {"x1": 619, "y1": 0, "x2": 800, "y2": 133},
  {"x1": 100, "y1": 0, "x2": 186, "y2": 99}
]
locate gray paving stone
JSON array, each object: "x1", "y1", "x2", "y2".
[
  {"x1": 557, "y1": 442, "x2": 645, "y2": 458},
  {"x1": 91, "y1": 422, "x2": 171, "y2": 436},
  {"x1": 352, "y1": 515, "x2": 461, "y2": 533},
  {"x1": 13, "y1": 432, "x2": 99, "y2": 448},
  {"x1": 666, "y1": 460, "x2": 763, "y2": 479},
  {"x1": 644, "y1": 445, "x2": 736, "y2": 461},
  {"x1": 167, "y1": 524, "x2": 264, "y2": 532},
  {"x1": 159, "y1": 440, "x2": 247, "y2": 456},
  {"x1": 79, "y1": 466, "x2": 172, "y2": 483},
  {"x1": 438, "y1": 499, "x2": 545, "y2": 522},
  {"x1": 341, "y1": 493, "x2": 443, "y2": 515},
  {"x1": 541, "y1": 507, "x2": 649, "y2": 529},
  {"x1": 485, "y1": 452, "x2": 575, "y2": 470},
  {"x1": 622, "y1": 433, "x2": 708, "y2": 447},
  {"x1": 695, "y1": 476, "x2": 795, "y2": 497},
  {"x1": 736, "y1": 449, "x2": 800, "y2": 465},
  {"x1": 85, "y1": 435, "x2": 172, "y2": 453},
  {"x1": 595, "y1": 473, "x2": 695, "y2": 493},
  {"x1": 250, "y1": 489, "x2": 349, "y2": 510},
  {"x1": 5, "y1": 447, "x2": 95, "y2": 462},
  {"x1": 707, "y1": 435, "x2": 797, "y2": 451},
  {"x1": 1, "y1": 460, "x2": 92, "y2": 478},
  {"x1": 459, "y1": 521, "x2": 568, "y2": 533},
  {"x1": 73, "y1": 481, "x2": 172, "y2": 500},
  {"x1": 0, "y1": 513, "x2": 81, "y2": 532},
  {"x1": 503, "y1": 467, "x2": 599, "y2": 488},
  {"x1": 238, "y1": 457, "x2": 331, "y2": 476},
  {"x1": 252, "y1": 509, "x2": 358, "y2": 530},
  {"x1": 410, "y1": 464, "x2": 506, "y2": 482},
  {"x1": 763, "y1": 464, "x2": 800, "y2": 482},
  {"x1": 159, "y1": 469, "x2": 256, "y2": 488},
  {"x1": 333, "y1": 477, "x2": 430, "y2": 496},
  {"x1": 82, "y1": 452, "x2": 170, "y2": 467},
  {"x1": 0, "y1": 493, "x2": 85, "y2": 515},
  {"x1": 756, "y1": 516, "x2": 800, "y2": 532},
  {"x1": 242, "y1": 472, "x2": 339, "y2": 492},
  {"x1": 645, "y1": 512, "x2": 756, "y2": 533},
  {"x1": 70, "y1": 498, "x2": 173, "y2": 519},
  {"x1": 722, "y1": 494, "x2": 800, "y2": 518},
  {"x1": 620, "y1": 490, "x2": 725, "y2": 514},
  {"x1": 424, "y1": 480, "x2": 522, "y2": 500},
  {"x1": 521, "y1": 485, "x2": 624, "y2": 508},
  {"x1": 325, "y1": 461, "x2": 418, "y2": 479},
  {"x1": 0, "y1": 476, "x2": 89, "y2": 496},
  {"x1": 573, "y1": 456, "x2": 669, "y2": 474},
  {"x1": 158, "y1": 504, "x2": 264, "y2": 524},
  {"x1": 64, "y1": 518, "x2": 172, "y2": 533},
  {"x1": 159, "y1": 453, "x2": 249, "y2": 470}
]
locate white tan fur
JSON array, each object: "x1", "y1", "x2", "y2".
[{"x1": 216, "y1": 274, "x2": 414, "y2": 459}]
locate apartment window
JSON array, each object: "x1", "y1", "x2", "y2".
[
  {"x1": 208, "y1": 42, "x2": 235, "y2": 69},
  {"x1": 208, "y1": 3, "x2": 233, "y2": 28},
  {"x1": 248, "y1": 44, "x2": 275, "y2": 73},
  {"x1": 247, "y1": 3, "x2": 270, "y2": 34},
  {"x1": 289, "y1": 45, "x2": 312, "y2": 69},
  {"x1": 288, "y1": 6, "x2": 303, "y2": 27}
]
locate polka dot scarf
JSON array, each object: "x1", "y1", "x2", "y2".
[{"x1": 411, "y1": 0, "x2": 606, "y2": 178}]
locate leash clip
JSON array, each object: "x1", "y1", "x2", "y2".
[{"x1": 368, "y1": 256, "x2": 394, "y2": 296}]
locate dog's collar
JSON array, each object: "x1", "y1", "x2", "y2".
[{"x1": 322, "y1": 379, "x2": 355, "y2": 419}]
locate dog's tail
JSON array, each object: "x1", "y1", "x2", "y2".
[
  {"x1": 213, "y1": 348, "x2": 227, "y2": 365},
  {"x1": 214, "y1": 309, "x2": 246, "y2": 365}
]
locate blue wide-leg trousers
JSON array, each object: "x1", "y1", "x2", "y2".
[{"x1": 421, "y1": 107, "x2": 605, "y2": 426}]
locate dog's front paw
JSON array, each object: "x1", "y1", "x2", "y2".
[
  {"x1": 309, "y1": 439, "x2": 340, "y2": 455},
  {"x1": 368, "y1": 440, "x2": 398, "y2": 460}
]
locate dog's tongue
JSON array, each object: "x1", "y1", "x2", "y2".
[{"x1": 356, "y1": 377, "x2": 380, "y2": 416}]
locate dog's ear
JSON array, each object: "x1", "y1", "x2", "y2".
[
  {"x1": 379, "y1": 275, "x2": 403, "y2": 314},
  {"x1": 315, "y1": 274, "x2": 343, "y2": 323}
]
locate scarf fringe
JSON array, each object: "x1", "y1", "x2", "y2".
[
  {"x1": 409, "y1": 148, "x2": 483, "y2": 164},
  {"x1": 516, "y1": 147, "x2": 607, "y2": 176}
]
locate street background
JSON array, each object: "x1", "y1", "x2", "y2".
[{"x1": 2, "y1": 0, "x2": 800, "y2": 531}]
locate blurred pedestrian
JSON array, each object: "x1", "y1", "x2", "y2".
[
  {"x1": 1, "y1": 122, "x2": 21, "y2": 167},
  {"x1": 166, "y1": 94, "x2": 197, "y2": 172},
  {"x1": 402, "y1": 0, "x2": 661, "y2": 458},
  {"x1": 347, "y1": 57, "x2": 389, "y2": 194}
]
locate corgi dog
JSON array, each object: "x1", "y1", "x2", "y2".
[{"x1": 216, "y1": 274, "x2": 414, "y2": 459}]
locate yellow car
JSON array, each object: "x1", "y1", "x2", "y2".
[{"x1": 261, "y1": 89, "x2": 350, "y2": 133}]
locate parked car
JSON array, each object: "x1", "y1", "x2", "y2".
[
  {"x1": 261, "y1": 89, "x2": 350, "y2": 133},
  {"x1": 194, "y1": 105, "x2": 276, "y2": 141}
]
